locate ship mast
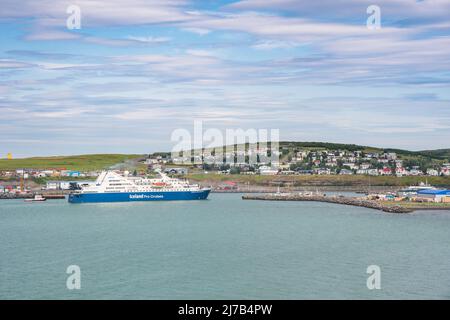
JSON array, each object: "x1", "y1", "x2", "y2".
[{"x1": 20, "y1": 168, "x2": 24, "y2": 192}]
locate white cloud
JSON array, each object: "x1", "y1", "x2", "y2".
[
  {"x1": 0, "y1": 0, "x2": 193, "y2": 26},
  {"x1": 2, "y1": 0, "x2": 450, "y2": 154},
  {"x1": 35, "y1": 62, "x2": 100, "y2": 70},
  {"x1": 0, "y1": 60, "x2": 33, "y2": 68},
  {"x1": 180, "y1": 12, "x2": 412, "y2": 42},
  {"x1": 182, "y1": 27, "x2": 211, "y2": 35},
  {"x1": 228, "y1": 0, "x2": 450, "y2": 20},
  {"x1": 126, "y1": 36, "x2": 171, "y2": 43},
  {"x1": 24, "y1": 29, "x2": 81, "y2": 41},
  {"x1": 252, "y1": 39, "x2": 299, "y2": 50},
  {"x1": 83, "y1": 36, "x2": 136, "y2": 47},
  {"x1": 185, "y1": 49, "x2": 217, "y2": 57}
]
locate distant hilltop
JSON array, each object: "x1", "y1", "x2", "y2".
[
  {"x1": 155, "y1": 141, "x2": 450, "y2": 160},
  {"x1": 156, "y1": 141, "x2": 450, "y2": 162},
  {"x1": 278, "y1": 141, "x2": 450, "y2": 160},
  {"x1": 161, "y1": 141, "x2": 450, "y2": 177}
]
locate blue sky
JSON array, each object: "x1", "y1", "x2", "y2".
[{"x1": 1, "y1": 0, "x2": 450, "y2": 157}]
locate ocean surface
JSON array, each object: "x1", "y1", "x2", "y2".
[{"x1": 1, "y1": 193, "x2": 449, "y2": 300}]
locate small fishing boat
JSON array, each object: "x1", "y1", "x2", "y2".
[{"x1": 24, "y1": 194, "x2": 47, "y2": 202}]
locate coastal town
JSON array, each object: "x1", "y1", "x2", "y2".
[
  {"x1": 1, "y1": 149, "x2": 450, "y2": 190},
  {"x1": 1, "y1": 143, "x2": 450, "y2": 210},
  {"x1": 169, "y1": 148, "x2": 450, "y2": 177}
]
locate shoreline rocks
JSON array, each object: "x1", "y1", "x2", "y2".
[
  {"x1": 0, "y1": 192, "x2": 66, "y2": 200},
  {"x1": 0, "y1": 193, "x2": 34, "y2": 199}
]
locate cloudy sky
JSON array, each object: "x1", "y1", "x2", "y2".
[{"x1": 1, "y1": 0, "x2": 449, "y2": 157}]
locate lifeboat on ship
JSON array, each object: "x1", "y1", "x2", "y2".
[{"x1": 152, "y1": 182, "x2": 167, "y2": 188}]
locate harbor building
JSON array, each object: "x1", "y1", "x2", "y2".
[
  {"x1": 164, "y1": 168, "x2": 188, "y2": 175},
  {"x1": 417, "y1": 190, "x2": 450, "y2": 203}
]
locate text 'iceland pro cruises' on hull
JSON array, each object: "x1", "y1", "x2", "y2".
[{"x1": 68, "y1": 170, "x2": 211, "y2": 203}]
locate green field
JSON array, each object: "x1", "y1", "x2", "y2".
[
  {"x1": 0, "y1": 154, "x2": 145, "y2": 171},
  {"x1": 186, "y1": 173, "x2": 450, "y2": 187}
]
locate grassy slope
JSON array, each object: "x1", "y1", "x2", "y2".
[{"x1": 0, "y1": 154, "x2": 145, "y2": 171}]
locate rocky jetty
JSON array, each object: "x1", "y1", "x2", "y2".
[
  {"x1": 0, "y1": 193, "x2": 65, "y2": 200},
  {"x1": 242, "y1": 194, "x2": 412, "y2": 213},
  {"x1": 0, "y1": 193, "x2": 34, "y2": 199}
]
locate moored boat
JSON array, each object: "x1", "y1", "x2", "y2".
[
  {"x1": 397, "y1": 181, "x2": 437, "y2": 196},
  {"x1": 24, "y1": 194, "x2": 47, "y2": 202}
]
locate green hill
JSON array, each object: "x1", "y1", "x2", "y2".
[
  {"x1": 0, "y1": 154, "x2": 145, "y2": 171},
  {"x1": 280, "y1": 142, "x2": 449, "y2": 161},
  {"x1": 416, "y1": 149, "x2": 450, "y2": 160},
  {"x1": 185, "y1": 141, "x2": 449, "y2": 160}
]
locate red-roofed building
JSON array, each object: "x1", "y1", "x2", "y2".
[{"x1": 379, "y1": 167, "x2": 392, "y2": 175}]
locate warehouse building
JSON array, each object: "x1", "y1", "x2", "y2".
[{"x1": 417, "y1": 190, "x2": 450, "y2": 203}]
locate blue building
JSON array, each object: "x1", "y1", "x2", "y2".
[
  {"x1": 67, "y1": 171, "x2": 81, "y2": 177},
  {"x1": 417, "y1": 189, "x2": 450, "y2": 203}
]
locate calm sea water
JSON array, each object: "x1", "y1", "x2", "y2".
[{"x1": 1, "y1": 193, "x2": 449, "y2": 300}]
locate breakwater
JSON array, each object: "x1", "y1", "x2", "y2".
[
  {"x1": 209, "y1": 184, "x2": 398, "y2": 194},
  {"x1": 242, "y1": 194, "x2": 412, "y2": 213},
  {"x1": 0, "y1": 193, "x2": 65, "y2": 200},
  {"x1": 0, "y1": 193, "x2": 34, "y2": 199}
]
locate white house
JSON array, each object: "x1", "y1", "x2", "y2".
[
  {"x1": 409, "y1": 169, "x2": 423, "y2": 176},
  {"x1": 259, "y1": 166, "x2": 278, "y2": 175},
  {"x1": 33, "y1": 171, "x2": 47, "y2": 178},
  {"x1": 343, "y1": 163, "x2": 358, "y2": 170},
  {"x1": 339, "y1": 169, "x2": 353, "y2": 175},
  {"x1": 316, "y1": 168, "x2": 331, "y2": 175},
  {"x1": 46, "y1": 181, "x2": 60, "y2": 190},
  {"x1": 396, "y1": 167, "x2": 408, "y2": 177}
]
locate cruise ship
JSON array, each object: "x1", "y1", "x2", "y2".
[{"x1": 68, "y1": 170, "x2": 211, "y2": 203}]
